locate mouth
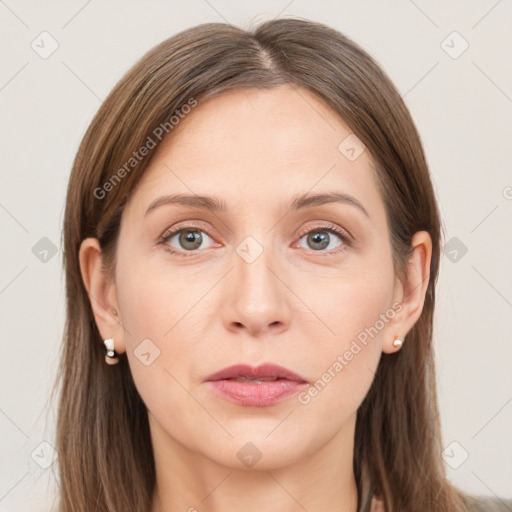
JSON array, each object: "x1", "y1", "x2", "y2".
[
  {"x1": 205, "y1": 363, "x2": 308, "y2": 407},
  {"x1": 205, "y1": 363, "x2": 308, "y2": 383},
  {"x1": 225, "y1": 376, "x2": 287, "y2": 383}
]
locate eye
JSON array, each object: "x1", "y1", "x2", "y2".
[
  {"x1": 159, "y1": 222, "x2": 352, "y2": 257},
  {"x1": 159, "y1": 224, "x2": 216, "y2": 256},
  {"x1": 296, "y1": 224, "x2": 351, "y2": 255}
]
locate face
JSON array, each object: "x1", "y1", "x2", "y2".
[{"x1": 112, "y1": 85, "x2": 403, "y2": 470}]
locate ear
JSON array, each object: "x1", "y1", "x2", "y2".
[
  {"x1": 78, "y1": 237, "x2": 126, "y2": 354},
  {"x1": 382, "y1": 230, "x2": 432, "y2": 354}
]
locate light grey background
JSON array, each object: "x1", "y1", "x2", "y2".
[{"x1": 1, "y1": 1, "x2": 511, "y2": 510}]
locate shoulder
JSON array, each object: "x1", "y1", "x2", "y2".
[
  {"x1": 463, "y1": 495, "x2": 512, "y2": 512},
  {"x1": 369, "y1": 497, "x2": 385, "y2": 512},
  {"x1": 368, "y1": 494, "x2": 512, "y2": 512}
]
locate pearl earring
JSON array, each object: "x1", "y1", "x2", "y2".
[
  {"x1": 392, "y1": 336, "x2": 403, "y2": 348},
  {"x1": 104, "y1": 338, "x2": 120, "y2": 365}
]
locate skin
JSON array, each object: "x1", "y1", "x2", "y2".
[{"x1": 79, "y1": 84, "x2": 432, "y2": 512}]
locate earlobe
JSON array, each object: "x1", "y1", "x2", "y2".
[
  {"x1": 392, "y1": 335, "x2": 403, "y2": 348},
  {"x1": 78, "y1": 238, "x2": 125, "y2": 354},
  {"x1": 382, "y1": 231, "x2": 432, "y2": 354}
]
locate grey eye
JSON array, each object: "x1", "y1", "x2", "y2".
[
  {"x1": 166, "y1": 229, "x2": 214, "y2": 251},
  {"x1": 299, "y1": 230, "x2": 343, "y2": 251}
]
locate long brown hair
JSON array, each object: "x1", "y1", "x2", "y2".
[{"x1": 54, "y1": 17, "x2": 474, "y2": 512}]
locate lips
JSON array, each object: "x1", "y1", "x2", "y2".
[
  {"x1": 205, "y1": 364, "x2": 308, "y2": 407},
  {"x1": 205, "y1": 363, "x2": 308, "y2": 383}
]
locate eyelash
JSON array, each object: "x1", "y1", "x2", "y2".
[{"x1": 158, "y1": 222, "x2": 352, "y2": 257}]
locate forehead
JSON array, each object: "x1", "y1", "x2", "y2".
[{"x1": 124, "y1": 85, "x2": 385, "y2": 222}]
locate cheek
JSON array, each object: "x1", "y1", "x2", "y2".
[
  {"x1": 115, "y1": 251, "x2": 204, "y2": 342},
  {"x1": 113, "y1": 248, "x2": 219, "y2": 402},
  {"x1": 114, "y1": 264, "x2": 201, "y2": 435},
  {"x1": 294, "y1": 259, "x2": 394, "y2": 413},
  {"x1": 302, "y1": 255, "x2": 395, "y2": 351}
]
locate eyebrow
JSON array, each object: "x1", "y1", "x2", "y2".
[{"x1": 144, "y1": 192, "x2": 369, "y2": 218}]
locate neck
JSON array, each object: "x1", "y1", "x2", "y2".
[{"x1": 150, "y1": 414, "x2": 359, "y2": 512}]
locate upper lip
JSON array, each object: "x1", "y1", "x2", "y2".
[{"x1": 205, "y1": 363, "x2": 308, "y2": 383}]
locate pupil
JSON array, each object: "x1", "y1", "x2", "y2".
[
  {"x1": 180, "y1": 230, "x2": 202, "y2": 250},
  {"x1": 308, "y1": 231, "x2": 329, "y2": 250}
]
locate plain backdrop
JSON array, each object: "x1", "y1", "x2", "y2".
[{"x1": 1, "y1": 1, "x2": 511, "y2": 510}]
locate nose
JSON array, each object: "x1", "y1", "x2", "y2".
[{"x1": 222, "y1": 241, "x2": 291, "y2": 338}]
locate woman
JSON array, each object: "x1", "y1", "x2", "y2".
[{"x1": 54, "y1": 17, "x2": 510, "y2": 512}]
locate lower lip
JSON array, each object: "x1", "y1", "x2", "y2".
[{"x1": 207, "y1": 379, "x2": 307, "y2": 407}]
